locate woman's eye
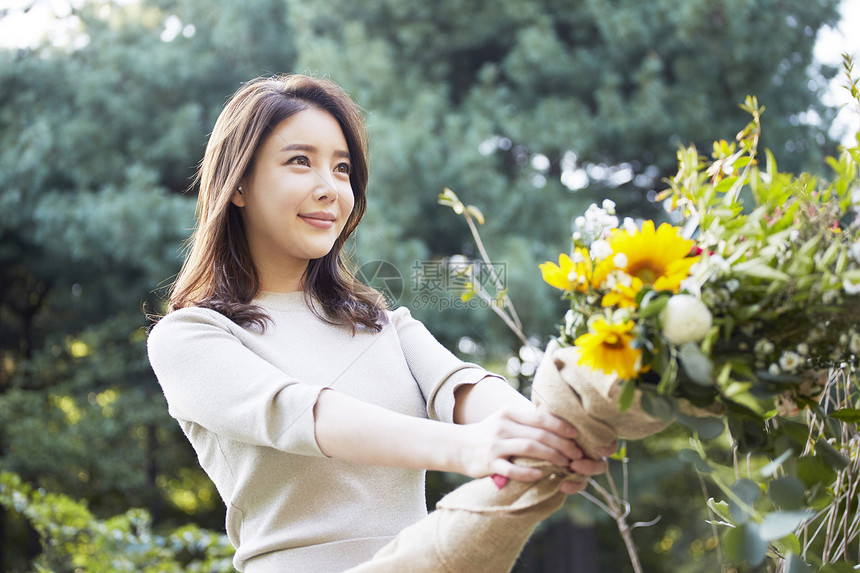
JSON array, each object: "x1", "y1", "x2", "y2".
[
  {"x1": 288, "y1": 156, "x2": 310, "y2": 166},
  {"x1": 335, "y1": 162, "x2": 351, "y2": 175}
]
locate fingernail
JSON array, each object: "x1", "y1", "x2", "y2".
[{"x1": 491, "y1": 474, "x2": 508, "y2": 489}]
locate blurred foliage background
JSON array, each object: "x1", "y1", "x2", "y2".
[{"x1": 0, "y1": 0, "x2": 850, "y2": 570}]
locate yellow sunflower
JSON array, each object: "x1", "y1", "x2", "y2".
[
  {"x1": 540, "y1": 248, "x2": 612, "y2": 293},
  {"x1": 602, "y1": 221, "x2": 698, "y2": 307},
  {"x1": 574, "y1": 319, "x2": 642, "y2": 380}
]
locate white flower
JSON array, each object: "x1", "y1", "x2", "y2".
[
  {"x1": 622, "y1": 217, "x2": 638, "y2": 233},
  {"x1": 590, "y1": 239, "x2": 612, "y2": 260},
  {"x1": 769, "y1": 363, "x2": 781, "y2": 375},
  {"x1": 564, "y1": 309, "x2": 575, "y2": 330},
  {"x1": 796, "y1": 343, "x2": 809, "y2": 356},
  {"x1": 725, "y1": 279, "x2": 740, "y2": 293},
  {"x1": 567, "y1": 270, "x2": 586, "y2": 287},
  {"x1": 574, "y1": 203, "x2": 620, "y2": 243},
  {"x1": 844, "y1": 278, "x2": 860, "y2": 296},
  {"x1": 604, "y1": 270, "x2": 632, "y2": 290},
  {"x1": 661, "y1": 294, "x2": 714, "y2": 345},
  {"x1": 851, "y1": 333, "x2": 860, "y2": 355},
  {"x1": 848, "y1": 240, "x2": 860, "y2": 262},
  {"x1": 755, "y1": 339, "x2": 775, "y2": 356},
  {"x1": 680, "y1": 277, "x2": 701, "y2": 297},
  {"x1": 711, "y1": 255, "x2": 730, "y2": 272},
  {"x1": 613, "y1": 253, "x2": 628, "y2": 268},
  {"x1": 779, "y1": 351, "x2": 803, "y2": 372},
  {"x1": 808, "y1": 327, "x2": 825, "y2": 342}
]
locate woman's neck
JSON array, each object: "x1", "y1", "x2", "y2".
[{"x1": 256, "y1": 260, "x2": 307, "y2": 293}]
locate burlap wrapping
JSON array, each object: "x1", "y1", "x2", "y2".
[
  {"x1": 344, "y1": 340, "x2": 670, "y2": 572},
  {"x1": 532, "y1": 340, "x2": 671, "y2": 461}
]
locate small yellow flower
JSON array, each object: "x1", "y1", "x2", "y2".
[
  {"x1": 574, "y1": 319, "x2": 642, "y2": 380},
  {"x1": 602, "y1": 221, "x2": 699, "y2": 307},
  {"x1": 540, "y1": 253, "x2": 576, "y2": 291},
  {"x1": 601, "y1": 278, "x2": 643, "y2": 308},
  {"x1": 540, "y1": 248, "x2": 611, "y2": 292}
]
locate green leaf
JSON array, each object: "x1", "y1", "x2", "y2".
[
  {"x1": 656, "y1": 357, "x2": 679, "y2": 395},
  {"x1": 729, "y1": 479, "x2": 760, "y2": 525},
  {"x1": 813, "y1": 237, "x2": 841, "y2": 270},
  {"x1": 768, "y1": 476, "x2": 806, "y2": 510},
  {"x1": 820, "y1": 563, "x2": 860, "y2": 573},
  {"x1": 732, "y1": 258, "x2": 791, "y2": 281},
  {"x1": 617, "y1": 379, "x2": 636, "y2": 413},
  {"x1": 784, "y1": 552, "x2": 812, "y2": 573},
  {"x1": 796, "y1": 236, "x2": 823, "y2": 259},
  {"x1": 773, "y1": 534, "x2": 802, "y2": 557},
  {"x1": 714, "y1": 176, "x2": 739, "y2": 193},
  {"x1": 829, "y1": 408, "x2": 860, "y2": 423},
  {"x1": 760, "y1": 448, "x2": 793, "y2": 478},
  {"x1": 640, "y1": 391, "x2": 676, "y2": 421},
  {"x1": 678, "y1": 342, "x2": 714, "y2": 386},
  {"x1": 758, "y1": 510, "x2": 813, "y2": 541},
  {"x1": 676, "y1": 411, "x2": 724, "y2": 440},
  {"x1": 815, "y1": 438, "x2": 849, "y2": 470},
  {"x1": 637, "y1": 294, "x2": 669, "y2": 318},
  {"x1": 722, "y1": 526, "x2": 744, "y2": 564},
  {"x1": 743, "y1": 522, "x2": 769, "y2": 566},
  {"x1": 707, "y1": 498, "x2": 733, "y2": 523},
  {"x1": 679, "y1": 449, "x2": 714, "y2": 474}
]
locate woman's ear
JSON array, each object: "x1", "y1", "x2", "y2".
[{"x1": 231, "y1": 185, "x2": 246, "y2": 208}]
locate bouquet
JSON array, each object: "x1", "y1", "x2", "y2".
[
  {"x1": 437, "y1": 76, "x2": 860, "y2": 569},
  {"x1": 539, "y1": 96, "x2": 860, "y2": 453}
]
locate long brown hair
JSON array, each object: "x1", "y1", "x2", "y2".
[{"x1": 167, "y1": 74, "x2": 386, "y2": 331}]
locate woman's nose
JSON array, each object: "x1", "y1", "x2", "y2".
[{"x1": 311, "y1": 170, "x2": 338, "y2": 202}]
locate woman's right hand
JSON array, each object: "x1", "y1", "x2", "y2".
[{"x1": 453, "y1": 404, "x2": 592, "y2": 483}]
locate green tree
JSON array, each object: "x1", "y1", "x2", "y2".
[
  {"x1": 0, "y1": 0, "x2": 297, "y2": 567},
  {"x1": 289, "y1": 0, "x2": 840, "y2": 353}
]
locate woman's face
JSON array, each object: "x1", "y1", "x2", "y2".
[{"x1": 233, "y1": 108, "x2": 355, "y2": 286}]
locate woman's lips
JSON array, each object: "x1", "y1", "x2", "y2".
[{"x1": 299, "y1": 213, "x2": 335, "y2": 229}]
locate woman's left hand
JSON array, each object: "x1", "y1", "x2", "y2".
[{"x1": 558, "y1": 447, "x2": 614, "y2": 495}]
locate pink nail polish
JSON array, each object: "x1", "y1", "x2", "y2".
[{"x1": 491, "y1": 474, "x2": 508, "y2": 489}]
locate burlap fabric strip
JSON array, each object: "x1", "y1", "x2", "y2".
[{"x1": 345, "y1": 340, "x2": 671, "y2": 573}]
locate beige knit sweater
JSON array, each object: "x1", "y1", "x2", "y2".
[{"x1": 147, "y1": 291, "x2": 503, "y2": 572}]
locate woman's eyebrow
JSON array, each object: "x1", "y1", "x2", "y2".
[
  {"x1": 279, "y1": 143, "x2": 315, "y2": 153},
  {"x1": 278, "y1": 142, "x2": 351, "y2": 159}
]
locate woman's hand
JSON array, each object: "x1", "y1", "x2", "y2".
[
  {"x1": 454, "y1": 404, "x2": 591, "y2": 483},
  {"x1": 559, "y1": 453, "x2": 613, "y2": 494},
  {"x1": 452, "y1": 377, "x2": 614, "y2": 494}
]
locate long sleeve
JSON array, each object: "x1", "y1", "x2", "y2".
[
  {"x1": 390, "y1": 306, "x2": 507, "y2": 423},
  {"x1": 147, "y1": 307, "x2": 326, "y2": 457}
]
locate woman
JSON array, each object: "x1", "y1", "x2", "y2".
[{"x1": 147, "y1": 74, "x2": 610, "y2": 572}]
